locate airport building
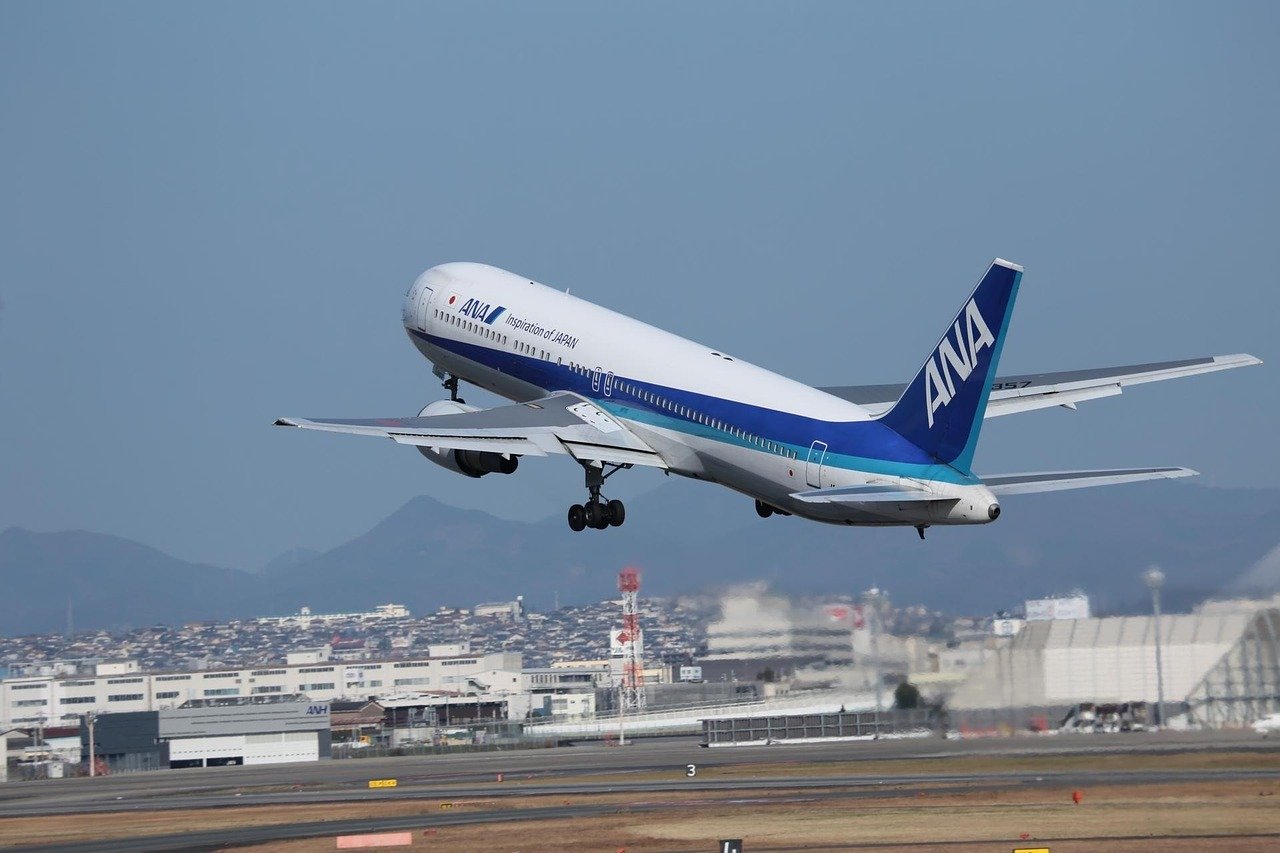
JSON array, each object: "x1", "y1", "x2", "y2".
[
  {"x1": 254, "y1": 603, "x2": 411, "y2": 627},
  {"x1": 82, "y1": 698, "x2": 331, "y2": 772},
  {"x1": 0, "y1": 645, "x2": 521, "y2": 729},
  {"x1": 704, "y1": 588, "x2": 853, "y2": 666},
  {"x1": 947, "y1": 607, "x2": 1280, "y2": 727}
]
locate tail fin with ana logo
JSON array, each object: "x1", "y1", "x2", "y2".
[{"x1": 877, "y1": 258, "x2": 1023, "y2": 473}]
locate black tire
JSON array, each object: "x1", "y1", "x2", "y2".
[
  {"x1": 567, "y1": 504, "x2": 587, "y2": 532},
  {"x1": 755, "y1": 500, "x2": 774, "y2": 519},
  {"x1": 585, "y1": 501, "x2": 606, "y2": 529},
  {"x1": 607, "y1": 499, "x2": 625, "y2": 527}
]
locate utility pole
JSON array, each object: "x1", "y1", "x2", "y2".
[
  {"x1": 618, "y1": 683, "x2": 626, "y2": 747},
  {"x1": 1144, "y1": 566, "x2": 1167, "y2": 728}
]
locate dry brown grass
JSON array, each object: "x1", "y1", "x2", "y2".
[{"x1": 239, "y1": 780, "x2": 1280, "y2": 852}]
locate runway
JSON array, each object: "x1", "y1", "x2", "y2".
[{"x1": 1, "y1": 730, "x2": 1276, "y2": 851}]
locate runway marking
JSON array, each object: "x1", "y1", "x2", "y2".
[{"x1": 335, "y1": 832, "x2": 412, "y2": 848}]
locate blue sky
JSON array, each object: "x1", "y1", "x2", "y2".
[{"x1": 1, "y1": 2, "x2": 1276, "y2": 569}]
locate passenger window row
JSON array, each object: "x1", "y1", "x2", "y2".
[
  {"x1": 567, "y1": 363, "x2": 797, "y2": 460},
  {"x1": 434, "y1": 311, "x2": 797, "y2": 460},
  {"x1": 434, "y1": 309, "x2": 509, "y2": 347},
  {"x1": 435, "y1": 308, "x2": 559, "y2": 360}
]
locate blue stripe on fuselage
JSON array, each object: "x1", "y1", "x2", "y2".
[{"x1": 411, "y1": 328, "x2": 978, "y2": 485}]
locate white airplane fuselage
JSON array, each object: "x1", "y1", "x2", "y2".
[{"x1": 402, "y1": 262, "x2": 998, "y2": 526}]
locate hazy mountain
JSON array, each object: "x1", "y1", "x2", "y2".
[
  {"x1": 260, "y1": 480, "x2": 1280, "y2": 618},
  {"x1": 258, "y1": 546, "x2": 321, "y2": 575},
  {"x1": 256, "y1": 496, "x2": 594, "y2": 615},
  {"x1": 5, "y1": 482, "x2": 1279, "y2": 636},
  {"x1": 0, "y1": 528, "x2": 252, "y2": 635}
]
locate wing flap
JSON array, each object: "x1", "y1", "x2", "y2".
[
  {"x1": 387, "y1": 433, "x2": 552, "y2": 456},
  {"x1": 980, "y1": 467, "x2": 1197, "y2": 495},
  {"x1": 276, "y1": 392, "x2": 668, "y2": 469},
  {"x1": 560, "y1": 441, "x2": 666, "y2": 468}
]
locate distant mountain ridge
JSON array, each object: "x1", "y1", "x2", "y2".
[
  {"x1": 0, "y1": 527, "x2": 252, "y2": 635},
  {"x1": 257, "y1": 546, "x2": 321, "y2": 575},
  {"x1": 4, "y1": 481, "x2": 1279, "y2": 635}
]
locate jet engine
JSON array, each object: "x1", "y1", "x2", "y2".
[{"x1": 414, "y1": 400, "x2": 519, "y2": 478}]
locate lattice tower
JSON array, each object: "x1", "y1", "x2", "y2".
[{"x1": 618, "y1": 567, "x2": 646, "y2": 711}]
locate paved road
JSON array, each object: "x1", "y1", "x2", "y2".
[
  {"x1": 1, "y1": 729, "x2": 1274, "y2": 816},
  {"x1": 12, "y1": 768, "x2": 1280, "y2": 853},
  {"x1": 2, "y1": 730, "x2": 1275, "y2": 850}
]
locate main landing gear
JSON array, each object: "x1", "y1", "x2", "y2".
[
  {"x1": 567, "y1": 462, "x2": 629, "y2": 532},
  {"x1": 754, "y1": 499, "x2": 791, "y2": 519}
]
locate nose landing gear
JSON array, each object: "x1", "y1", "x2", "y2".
[
  {"x1": 441, "y1": 374, "x2": 465, "y2": 404},
  {"x1": 567, "y1": 462, "x2": 628, "y2": 531}
]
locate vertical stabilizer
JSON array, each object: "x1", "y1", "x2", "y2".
[{"x1": 877, "y1": 258, "x2": 1023, "y2": 472}]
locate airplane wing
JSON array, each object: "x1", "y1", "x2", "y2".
[
  {"x1": 979, "y1": 466, "x2": 1197, "y2": 495},
  {"x1": 275, "y1": 391, "x2": 668, "y2": 469},
  {"x1": 819, "y1": 354, "x2": 1261, "y2": 418}
]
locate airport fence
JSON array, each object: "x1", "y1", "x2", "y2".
[
  {"x1": 330, "y1": 736, "x2": 559, "y2": 760},
  {"x1": 523, "y1": 689, "x2": 879, "y2": 739},
  {"x1": 701, "y1": 709, "x2": 938, "y2": 746}
]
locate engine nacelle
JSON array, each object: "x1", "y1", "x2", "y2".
[{"x1": 414, "y1": 400, "x2": 520, "y2": 478}]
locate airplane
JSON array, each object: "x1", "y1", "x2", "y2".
[{"x1": 276, "y1": 259, "x2": 1261, "y2": 537}]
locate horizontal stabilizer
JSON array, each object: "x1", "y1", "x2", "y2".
[
  {"x1": 792, "y1": 484, "x2": 937, "y2": 504},
  {"x1": 980, "y1": 467, "x2": 1197, "y2": 495},
  {"x1": 822, "y1": 353, "x2": 1262, "y2": 417}
]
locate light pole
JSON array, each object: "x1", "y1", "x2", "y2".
[
  {"x1": 1144, "y1": 566, "x2": 1167, "y2": 729},
  {"x1": 86, "y1": 712, "x2": 97, "y2": 778},
  {"x1": 863, "y1": 588, "x2": 885, "y2": 719}
]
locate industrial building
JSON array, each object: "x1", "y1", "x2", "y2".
[
  {"x1": 82, "y1": 698, "x2": 331, "y2": 772},
  {"x1": 948, "y1": 607, "x2": 1280, "y2": 727}
]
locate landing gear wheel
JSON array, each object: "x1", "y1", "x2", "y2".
[
  {"x1": 755, "y1": 500, "x2": 774, "y2": 519},
  {"x1": 571, "y1": 461, "x2": 633, "y2": 532}
]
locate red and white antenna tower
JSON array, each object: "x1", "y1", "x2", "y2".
[{"x1": 618, "y1": 567, "x2": 646, "y2": 712}]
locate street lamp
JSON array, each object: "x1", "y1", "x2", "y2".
[
  {"x1": 1143, "y1": 566, "x2": 1167, "y2": 729},
  {"x1": 85, "y1": 712, "x2": 98, "y2": 778},
  {"x1": 862, "y1": 588, "x2": 885, "y2": 718}
]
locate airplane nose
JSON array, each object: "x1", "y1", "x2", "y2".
[{"x1": 402, "y1": 284, "x2": 418, "y2": 328}]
